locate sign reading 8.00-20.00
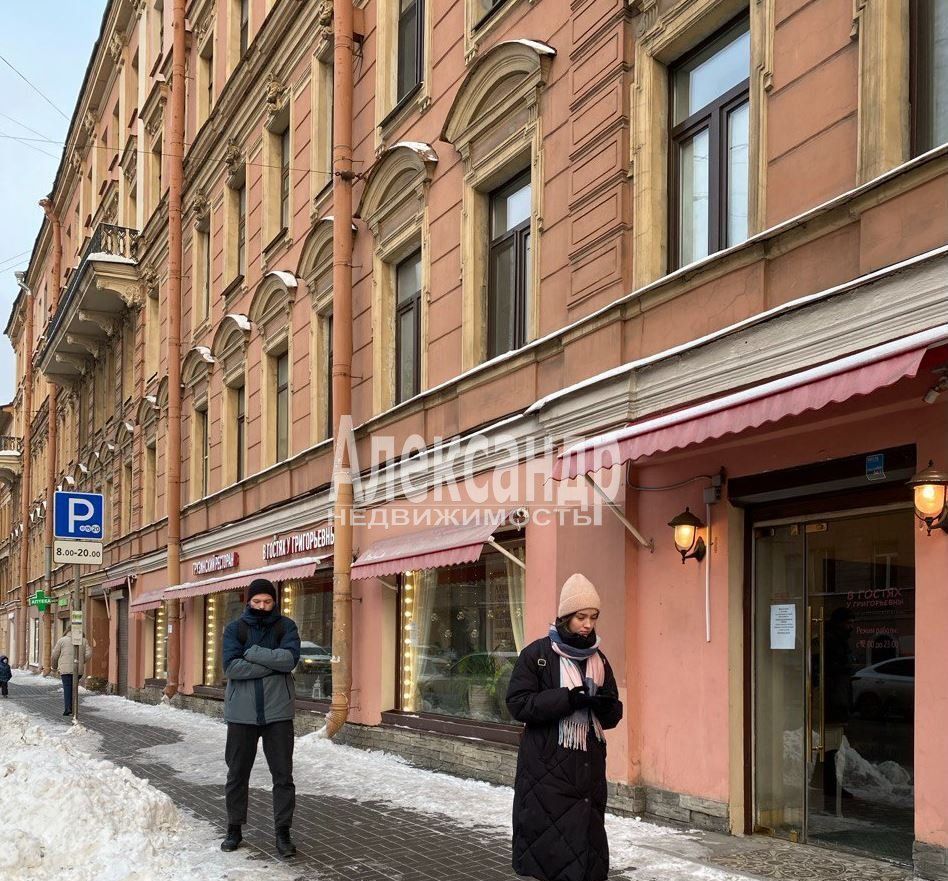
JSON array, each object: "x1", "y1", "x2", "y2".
[{"x1": 53, "y1": 491, "x2": 105, "y2": 566}]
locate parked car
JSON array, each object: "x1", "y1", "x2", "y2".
[
  {"x1": 295, "y1": 640, "x2": 332, "y2": 700},
  {"x1": 418, "y1": 650, "x2": 518, "y2": 720},
  {"x1": 851, "y1": 656, "x2": 914, "y2": 720}
]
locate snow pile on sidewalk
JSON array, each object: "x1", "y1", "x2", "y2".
[
  {"x1": 0, "y1": 708, "x2": 293, "y2": 881},
  {"x1": 84, "y1": 694, "x2": 743, "y2": 879}
]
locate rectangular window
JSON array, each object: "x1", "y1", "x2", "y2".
[
  {"x1": 488, "y1": 172, "x2": 531, "y2": 359},
  {"x1": 150, "y1": 137, "x2": 163, "y2": 213},
  {"x1": 239, "y1": 0, "x2": 250, "y2": 57},
  {"x1": 195, "y1": 407, "x2": 209, "y2": 498},
  {"x1": 122, "y1": 461, "x2": 133, "y2": 534},
  {"x1": 397, "y1": 0, "x2": 424, "y2": 102},
  {"x1": 275, "y1": 352, "x2": 289, "y2": 461},
  {"x1": 281, "y1": 575, "x2": 333, "y2": 700},
  {"x1": 670, "y1": 17, "x2": 750, "y2": 268},
  {"x1": 144, "y1": 442, "x2": 156, "y2": 523},
  {"x1": 145, "y1": 293, "x2": 159, "y2": 380},
  {"x1": 399, "y1": 538, "x2": 525, "y2": 722},
  {"x1": 235, "y1": 384, "x2": 245, "y2": 481},
  {"x1": 236, "y1": 183, "x2": 247, "y2": 277},
  {"x1": 912, "y1": 0, "x2": 948, "y2": 154},
  {"x1": 203, "y1": 590, "x2": 245, "y2": 686},
  {"x1": 395, "y1": 250, "x2": 422, "y2": 404},
  {"x1": 280, "y1": 128, "x2": 291, "y2": 231},
  {"x1": 154, "y1": 602, "x2": 167, "y2": 679},
  {"x1": 195, "y1": 223, "x2": 211, "y2": 324},
  {"x1": 324, "y1": 312, "x2": 333, "y2": 439},
  {"x1": 121, "y1": 317, "x2": 135, "y2": 402},
  {"x1": 198, "y1": 39, "x2": 215, "y2": 126}
]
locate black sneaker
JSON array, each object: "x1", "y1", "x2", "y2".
[
  {"x1": 275, "y1": 826, "x2": 296, "y2": 858},
  {"x1": 63, "y1": 710, "x2": 71, "y2": 716},
  {"x1": 220, "y1": 824, "x2": 242, "y2": 852}
]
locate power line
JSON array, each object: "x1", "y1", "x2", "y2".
[
  {"x1": 0, "y1": 111, "x2": 53, "y2": 141},
  {"x1": 0, "y1": 130, "x2": 59, "y2": 161},
  {"x1": 0, "y1": 53, "x2": 70, "y2": 121},
  {"x1": 0, "y1": 133, "x2": 346, "y2": 178},
  {"x1": 0, "y1": 250, "x2": 34, "y2": 271}
]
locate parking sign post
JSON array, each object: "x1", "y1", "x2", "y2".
[{"x1": 54, "y1": 491, "x2": 105, "y2": 723}]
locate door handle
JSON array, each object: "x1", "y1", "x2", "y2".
[{"x1": 807, "y1": 606, "x2": 825, "y2": 763}]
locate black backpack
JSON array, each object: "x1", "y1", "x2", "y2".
[{"x1": 237, "y1": 616, "x2": 285, "y2": 648}]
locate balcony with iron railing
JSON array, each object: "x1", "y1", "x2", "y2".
[
  {"x1": 39, "y1": 223, "x2": 141, "y2": 386},
  {"x1": 0, "y1": 435, "x2": 22, "y2": 483}
]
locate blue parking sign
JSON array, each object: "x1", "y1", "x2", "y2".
[{"x1": 54, "y1": 491, "x2": 105, "y2": 541}]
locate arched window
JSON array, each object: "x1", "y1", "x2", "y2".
[
  {"x1": 299, "y1": 220, "x2": 334, "y2": 443},
  {"x1": 182, "y1": 346, "x2": 215, "y2": 500},
  {"x1": 358, "y1": 142, "x2": 436, "y2": 414},
  {"x1": 212, "y1": 314, "x2": 251, "y2": 483},
  {"x1": 441, "y1": 40, "x2": 554, "y2": 369},
  {"x1": 249, "y1": 272, "x2": 296, "y2": 465}
]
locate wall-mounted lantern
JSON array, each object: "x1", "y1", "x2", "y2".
[
  {"x1": 907, "y1": 460, "x2": 948, "y2": 534},
  {"x1": 668, "y1": 507, "x2": 706, "y2": 564}
]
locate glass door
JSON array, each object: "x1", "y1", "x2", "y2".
[
  {"x1": 753, "y1": 524, "x2": 806, "y2": 841},
  {"x1": 754, "y1": 510, "x2": 915, "y2": 864}
]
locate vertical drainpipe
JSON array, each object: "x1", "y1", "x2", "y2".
[
  {"x1": 14, "y1": 273, "x2": 34, "y2": 669},
  {"x1": 162, "y1": 0, "x2": 186, "y2": 699},
  {"x1": 325, "y1": 0, "x2": 355, "y2": 738},
  {"x1": 40, "y1": 197, "x2": 62, "y2": 676}
]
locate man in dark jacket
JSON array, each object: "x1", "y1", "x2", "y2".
[
  {"x1": 0, "y1": 655, "x2": 11, "y2": 696},
  {"x1": 220, "y1": 578, "x2": 301, "y2": 858}
]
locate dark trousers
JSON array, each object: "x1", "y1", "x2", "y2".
[
  {"x1": 61, "y1": 674, "x2": 73, "y2": 713},
  {"x1": 0, "y1": 681, "x2": 7, "y2": 696},
  {"x1": 225, "y1": 720, "x2": 295, "y2": 829}
]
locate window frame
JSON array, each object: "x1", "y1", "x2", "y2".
[
  {"x1": 396, "y1": 0, "x2": 425, "y2": 104},
  {"x1": 487, "y1": 171, "x2": 531, "y2": 360},
  {"x1": 235, "y1": 383, "x2": 246, "y2": 481},
  {"x1": 279, "y1": 128, "x2": 291, "y2": 231},
  {"x1": 668, "y1": 16, "x2": 750, "y2": 270},
  {"x1": 239, "y1": 0, "x2": 250, "y2": 57},
  {"x1": 275, "y1": 351, "x2": 290, "y2": 462},
  {"x1": 910, "y1": 0, "x2": 946, "y2": 156},
  {"x1": 395, "y1": 250, "x2": 422, "y2": 404}
]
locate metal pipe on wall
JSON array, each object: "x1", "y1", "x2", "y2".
[
  {"x1": 325, "y1": 0, "x2": 355, "y2": 739},
  {"x1": 14, "y1": 272, "x2": 33, "y2": 669},
  {"x1": 39, "y1": 197, "x2": 62, "y2": 676},
  {"x1": 162, "y1": 0, "x2": 186, "y2": 699}
]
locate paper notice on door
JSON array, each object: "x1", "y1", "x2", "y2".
[{"x1": 770, "y1": 604, "x2": 796, "y2": 650}]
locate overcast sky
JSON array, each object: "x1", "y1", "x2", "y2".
[{"x1": 0, "y1": 1, "x2": 108, "y2": 403}]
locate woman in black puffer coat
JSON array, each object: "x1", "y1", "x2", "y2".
[{"x1": 506, "y1": 574, "x2": 623, "y2": 881}]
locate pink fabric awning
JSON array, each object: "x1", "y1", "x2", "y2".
[
  {"x1": 162, "y1": 556, "x2": 329, "y2": 601},
  {"x1": 103, "y1": 575, "x2": 131, "y2": 591},
  {"x1": 351, "y1": 515, "x2": 510, "y2": 580},
  {"x1": 554, "y1": 328, "x2": 947, "y2": 480},
  {"x1": 130, "y1": 588, "x2": 166, "y2": 613}
]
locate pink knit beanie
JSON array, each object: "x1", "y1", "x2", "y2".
[{"x1": 557, "y1": 573, "x2": 601, "y2": 618}]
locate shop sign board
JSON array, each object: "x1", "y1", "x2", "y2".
[
  {"x1": 263, "y1": 525, "x2": 334, "y2": 561},
  {"x1": 192, "y1": 552, "x2": 239, "y2": 577}
]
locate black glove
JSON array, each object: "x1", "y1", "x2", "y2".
[
  {"x1": 589, "y1": 693, "x2": 617, "y2": 716},
  {"x1": 567, "y1": 685, "x2": 593, "y2": 711}
]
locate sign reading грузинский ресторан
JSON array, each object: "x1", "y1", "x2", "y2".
[{"x1": 262, "y1": 525, "x2": 335, "y2": 561}]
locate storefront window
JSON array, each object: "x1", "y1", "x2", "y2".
[
  {"x1": 203, "y1": 590, "x2": 245, "y2": 687},
  {"x1": 30, "y1": 618, "x2": 40, "y2": 666},
  {"x1": 153, "y1": 604, "x2": 167, "y2": 679},
  {"x1": 400, "y1": 537, "x2": 525, "y2": 723},
  {"x1": 281, "y1": 575, "x2": 333, "y2": 701}
]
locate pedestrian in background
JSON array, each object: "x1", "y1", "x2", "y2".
[
  {"x1": 219, "y1": 578, "x2": 301, "y2": 858},
  {"x1": 506, "y1": 574, "x2": 623, "y2": 881},
  {"x1": 51, "y1": 629, "x2": 92, "y2": 716},
  {"x1": 0, "y1": 655, "x2": 11, "y2": 697}
]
